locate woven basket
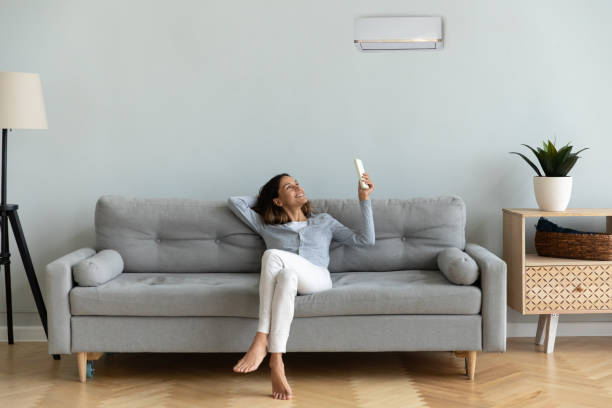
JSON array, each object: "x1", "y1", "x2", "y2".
[{"x1": 535, "y1": 230, "x2": 612, "y2": 261}]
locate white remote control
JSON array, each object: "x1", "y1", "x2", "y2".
[{"x1": 354, "y1": 158, "x2": 368, "y2": 189}]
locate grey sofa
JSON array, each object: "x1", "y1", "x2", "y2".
[{"x1": 43, "y1": 194, "x2": 506, "y2": 382}]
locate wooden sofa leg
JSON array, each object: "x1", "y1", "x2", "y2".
[
  {"x1": 454, "y1": 350, "x2": 477, "y2": 380},
  {"x1": 88, "y1": 352, "x2": 104, "y2": 360},
  {"x1": 467, "y1": 351, "x2": 477, "y2": 380},
  {"x1": 77, "y1": 352, "x2": 105, "y2": 383},
  {"x1": 77, "y1": 352, "x2": 87, "y2": 383}
]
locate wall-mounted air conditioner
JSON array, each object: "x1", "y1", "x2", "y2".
[{"x1": 354, "y1": 16, "x2": 443, "y2": 50}]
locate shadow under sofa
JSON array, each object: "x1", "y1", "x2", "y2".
[{"x1": 43, "y1": 194, "x2": 507, "y2": 383}]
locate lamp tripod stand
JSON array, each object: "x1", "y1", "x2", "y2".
[
  {"x1": 1, "y1": 128, "x2": 58, "y2": 360},
  {"x1": 0, "y1": 72, "x2": 57, "y2": 359}
]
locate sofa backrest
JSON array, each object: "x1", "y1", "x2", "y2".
[{"x1": 95, "y1": 195, "x2": 466, "y2": 273}]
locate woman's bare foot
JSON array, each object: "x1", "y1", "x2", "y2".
[
  {"x1": 270, "y1": 357, "x2": 292, "y2": 400},
  {"x1": 233, "y1": 332, "x2": 268, "y2": 373}
]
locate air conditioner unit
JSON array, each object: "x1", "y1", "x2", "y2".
[{"x1": 354, "y1": 16, "x2": 443, "y2": 50}]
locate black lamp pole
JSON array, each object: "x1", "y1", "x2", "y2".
[
  {"x1": 1, "y1": 128, "x2": 58, "y2": 359},
  {"x1": 1, "y1": 129, "x2": 9, "y2": 342}
]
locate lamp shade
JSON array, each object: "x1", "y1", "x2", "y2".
[{"x1": 0, "y1": 72, "x2": 48, "y2": 130}]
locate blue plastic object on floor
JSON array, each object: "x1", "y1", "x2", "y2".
[{"x1": 86, "y1": 361, "x2": 95, "y2": 379}]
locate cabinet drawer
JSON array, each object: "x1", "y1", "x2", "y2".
[{"x1": 524, "y1": 265, "x2": 612, "y2": 313}]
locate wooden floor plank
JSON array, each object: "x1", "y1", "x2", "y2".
[{"x1": 0, "y1": 338, "x2": 611, "y2": 407}]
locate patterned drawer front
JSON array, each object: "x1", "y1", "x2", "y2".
[{"x1": 525, "y1": 265, "x2": 612, "y2": 313}]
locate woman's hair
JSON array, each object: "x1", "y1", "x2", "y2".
[{"x1": 252, "y1": 173, "x2": 314, "y2": 225}]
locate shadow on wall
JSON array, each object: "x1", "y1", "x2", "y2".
[
  {"x1": 40, "y1": 228, "x2": 95, "y2": 266},
  {"x1": 465, "y1": 157, "x2": 532, "y2": 254}
]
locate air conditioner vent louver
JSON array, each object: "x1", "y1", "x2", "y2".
[{"x1": 354, "y1": 17, "x2": 443, "y2": 51}]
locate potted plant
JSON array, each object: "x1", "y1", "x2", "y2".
[{"x1": 510, "y1": 140, "x2": 588, "y2": 211}]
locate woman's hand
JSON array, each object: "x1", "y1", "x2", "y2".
[{"x1": 358, "y1": 172, "x2": 375, "y2": 201}]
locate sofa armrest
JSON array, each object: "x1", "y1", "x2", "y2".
[
  {"x1": 43, "y1": 248, "x2": 96, "y2": 354},
  {"x1": 465, "y1": 242, "x2": 507, "y2": 352}
]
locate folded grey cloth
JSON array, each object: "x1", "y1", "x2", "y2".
[{"x1": 535, "y1": 217, "x2": 599, "y2": 235}]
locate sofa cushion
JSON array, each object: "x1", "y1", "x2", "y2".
[
  {"x1": 70, "y1": 270, "x2": 481, "y2": 317},
  {"x1": 437, "y1": 247, "x2": 479, "y2": 285},
  {"x1": 73, "y1": 249, "x2": 124, "y2": 287},
  {"x1": 95, "y1": 195, "x2": 466, "y2": 273}
]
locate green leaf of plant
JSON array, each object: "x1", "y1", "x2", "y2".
[
  {"x1": 521, "y1": 144, "x2": 546, "y2": 176},
  {"x1": 553, "y1": 145, "x2": 572, "y2": 174},
  {"x1": 541, "y1": 144, "x2": 555, "y2": 175},
  {"x1": 557, "y1": 144, "x2": 572, "y2": 157},
  {"x1": 560, "y1": 146, "x2": 587, "y2": 175},
  {"x1": 548, "y1": 139, "x2": 557, "y2": 155},
  {"x1": 574, "y1": 147, "x2": 589, "y2": 155},
  {"x1": 509, "y1": 152, "x2": 543, "y2": 176},
  {"x1": 558, "y1": 155, "x2": 578, "y2": 176}
]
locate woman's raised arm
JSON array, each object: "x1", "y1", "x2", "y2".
[
  {"x1": 227, "y1": 196, "x2": 265, "y2": 234},
  {"x1": 329, "y1": 199, "x2": 375, "y2": 247}
]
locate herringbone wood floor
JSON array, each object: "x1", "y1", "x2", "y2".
[{"x1": 1, "y1": 337, "x2": 611, "y2": 407}]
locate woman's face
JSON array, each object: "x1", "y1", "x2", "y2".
[{"x1": 273, "y1": 175, "x2": 307, "y2": 208}]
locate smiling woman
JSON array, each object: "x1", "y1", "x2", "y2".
[
  {"x1": 227, "y1": 171, "x2": 376, "y2": 400},
  {"x1": 252, "y1": 173, "x2": 312, "y2": 224}
]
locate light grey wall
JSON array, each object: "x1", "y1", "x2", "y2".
[{"x1": 1, "y1": 0, "x2": 611, "y2": 331}]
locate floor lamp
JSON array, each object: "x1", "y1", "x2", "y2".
[{"x1": 0, "y1": 72, "x2": 58, "y2": 359}]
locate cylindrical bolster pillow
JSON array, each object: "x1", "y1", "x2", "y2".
[
  {"x1": 73, "y1": 249, "x2": 124, "y2": 287},
  {"x1": 437, "y1": 247, "x2": 479, "y2": 285}
]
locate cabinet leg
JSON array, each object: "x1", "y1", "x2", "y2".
[
  {"x1": 544, "y1": 314, "x2": 559, "y2": 354},
  {"x1": 535, "y1": 314, "x2": 547, "y2": 345}
]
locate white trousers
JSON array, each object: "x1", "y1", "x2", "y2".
[{"x1": 257, "y1": 248, "x2": 333, "y2": 353}]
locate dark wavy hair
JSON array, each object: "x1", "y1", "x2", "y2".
[{"x1": 252, "y1": 173, "x2": 314, "y2": 225}]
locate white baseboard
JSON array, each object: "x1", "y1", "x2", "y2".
[
  {"x1": 0, "y1": 326, "x2": 48, "y2": 342},
  {"x1": 508, "y1": 321, "x2": 612, "y2": 337},
  {"x1": 2, "y1": 322, "x2": 612, "y2": 343}
]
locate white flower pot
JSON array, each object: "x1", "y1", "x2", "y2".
[{"x1": 533, "y1": 176, "x2": 573, "y2": 211}]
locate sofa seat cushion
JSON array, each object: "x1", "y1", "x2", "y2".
[{"x1": 69, "y1": 270, "x2": 481, "y2": 317}]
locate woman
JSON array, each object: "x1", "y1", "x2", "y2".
[{"x1": 227, "y1": 172, "x2": 375, "y2": 400}]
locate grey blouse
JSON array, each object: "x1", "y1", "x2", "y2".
[{"x1": 227, "y1": 196, "x2": 375, "y2": 269}]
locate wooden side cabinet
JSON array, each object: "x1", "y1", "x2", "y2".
[{"x1": 502, "y1": 208, "x2": 612, "y2": 353}]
